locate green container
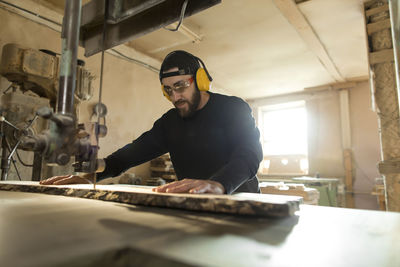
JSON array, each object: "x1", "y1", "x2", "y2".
[{"x1": 292, "y1": 177, "x2": 340, "y2": 207}]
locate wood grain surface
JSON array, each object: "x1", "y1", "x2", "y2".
[{"x1": 0, "y1": 181, "x2": 301, "y2": 217}]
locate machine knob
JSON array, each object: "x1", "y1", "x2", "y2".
[
  {"x1": 36, "y1": 107, "x2": 53, "y2": 119},
  {"x1": 56, "y1": 153, "x2": 70, "y2": 165}
]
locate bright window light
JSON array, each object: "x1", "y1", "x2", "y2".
[
  {"x1": 258, "y1": 101, "x2": 308, "y2": 175},
  {"x1": 261, "y1": 102, "x2": 308, "y2": 155}
]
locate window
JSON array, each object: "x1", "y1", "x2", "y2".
[{"x1": 258, "y1": 101, "x2": 308, "y2": 175}]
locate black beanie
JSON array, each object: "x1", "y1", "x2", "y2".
[{"x1": 159, "y1": 50, "x2": 200, "y2": 82}]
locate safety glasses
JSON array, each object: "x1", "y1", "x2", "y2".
[{"x1": 163, "y1": 77, "x2": 194, "y2": 96}]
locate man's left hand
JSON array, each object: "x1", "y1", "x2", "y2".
[{"x1": 152, "y1": 178, "x2": 225, "y2": 194}]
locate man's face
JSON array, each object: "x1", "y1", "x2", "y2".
[{"x1": 162, "y1": 69, "x2": 201, "y2": 118}]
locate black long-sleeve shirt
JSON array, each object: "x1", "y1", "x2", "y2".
[{"x1": 98, "y1": 92, "x2": 263, "y2": 194}]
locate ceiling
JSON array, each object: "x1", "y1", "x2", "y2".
[{"x1": 36, "y1": 0, "x2": 370, "y2": 100}]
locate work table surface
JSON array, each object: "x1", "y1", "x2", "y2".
[{"x1": 1, "y1": 189, "x2": 400, "y2": 267}]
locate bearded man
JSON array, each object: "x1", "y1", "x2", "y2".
[{"x1": 41, "y1": 50, "x2": 263, "y2": 195}]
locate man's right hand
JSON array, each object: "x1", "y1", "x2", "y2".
[{"x1": 39, "y1": 174, "x2": 94, "y2": 185}]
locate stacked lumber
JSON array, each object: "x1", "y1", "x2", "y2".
[
  {"x1": 150, "y1": 154, "x2": 177, "y2": 183},
  {"x1": 260, "y1": 182, "x2": 319, "y2": 205}
]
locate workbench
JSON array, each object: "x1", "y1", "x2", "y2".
[{"x1": 1, "y1": 189, "x2": 400, "y2": 266}]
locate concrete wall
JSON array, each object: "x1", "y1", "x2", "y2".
[{"x1": 0, "y1": 8, "x2": 171, "y2": 180}]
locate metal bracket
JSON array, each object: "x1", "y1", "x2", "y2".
[{"x1": 80, "y1": 0, "x2": 221, "y2": 56}]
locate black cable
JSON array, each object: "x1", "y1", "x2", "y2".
[
  {"x1": 11, "y1": 156, "x2": 22, "y2": 181},
  {"x1": 110, "y1": 49, "x2": 159, "y2": 73},
  {"x1": 2, "y1": 84, "x2": 13, "y2": 95},
  {"x1": 164, "y1": 0, "x2": 188, "y2": 32},
  {"x1": 0, "y1": 0, "x2": 62, "y2": 26},
  {"x1": 16, "y1": 149, "x2": 33, "y2": 167},
  {"x1": 0, "y1": 0, "x2": 159, "y2": 73},
  {"x1": 98, "y1": 0, "x2": 108, "y2": 108},
  {"x1": 4, "y1": 137, "x2": 21, "y2": 180}
]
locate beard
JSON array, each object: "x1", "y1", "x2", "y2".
[{"x1": 174, "y1": 89, "x2": 201, "y2": 118}]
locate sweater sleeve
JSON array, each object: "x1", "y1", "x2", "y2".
[
  {"x1": 97, "y1": 116, "x2": 168, "y2": 180},
  {"x1": 209, "y1": 99, "x2": 263, "y2": 194}
]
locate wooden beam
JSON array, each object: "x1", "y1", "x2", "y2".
[
  {"x1": 365, "y1": 0, "x2": 400, "y2": 212},
  {"x1": 294, "y1": 0, "x2": 311, "y2": 4},
  {"x1": 146, "y1": 22, "x2": 203, "y2": 53},
  {"x1": 378, "y1": 159, "x2": 400, "y2": 174},
  {"x1": 365, "y1": 0, "x2": 388, "y2": 10},
  {"x1": 369, "y1": 48, "x2": 394, "y2": 64},
  {"x1": 343, "y1": 149, "x2": 355, "y2": 208},
  {"x1": 339, "y1": 89, "x2": 354, "y2": 209},
  {"x1": 247, "y1": 80, "x2": 366, "y2": 107},
  {"x1": 246, "y1": 90, "x2": 330, "y2": 108},
  {"x1": 365, "y1": 4, "x2": 389, "y2": 17},
  {"x1": 108, "y1": 45, "x2": 161, "y2": 73},
  {"x1": 346, "y1": 75, "x2": 370, "y2": 82},
  {"x1": 166, "y1": 22, "x2": 203, "y2": 43},
  {"x1": 305, "y1": 82, "x2": 357, "y2": 91},
  {"x1": 339, "y1": 90, "x2": 352, "y2": 149},
  {"x1": 272, "y1": 0, "x2": 345, "y2": 82},
  {"x1": 367, "y1": 19, "x2": 391, "y2": 35}
]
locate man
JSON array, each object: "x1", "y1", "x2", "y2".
[{"x1": 41, "y1": 50, "x2": 263, "y2": 194}]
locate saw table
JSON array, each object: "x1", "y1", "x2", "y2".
[{"x1": 1, "y1": 183, "x2": 400, "y2": 267}]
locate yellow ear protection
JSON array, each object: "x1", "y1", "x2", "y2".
[
  {"x1": 195, "y1": 58, "x2": 212, "y2": 92},
  {"x1": 161, "y1": 85, "x2": 172, "y2": 101},
  {"x1": 160, "y1": 51, "x2": 213, "y2": 101}
]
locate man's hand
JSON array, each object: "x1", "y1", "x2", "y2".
[
  {"x1": 152, "y1": 178, "x2": 225, "y2": 194},
  {"x1": 39, "y1": 174, "x2": 94, "y2": 185}
]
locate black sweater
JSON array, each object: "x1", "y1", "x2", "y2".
[{"x1": 98, "y1": 92, "x2": 263, "y2": 194}]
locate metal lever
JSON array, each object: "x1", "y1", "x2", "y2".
[{"x1": 0, "y1": 114, "x2": 38, "y2": 180}]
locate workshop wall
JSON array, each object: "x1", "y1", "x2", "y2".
[
  {"x1": 349, "y1": 82, "x2": 381, "y2": 210},
  {"x1": 307, "y1": 81, "x2": 380, "y2": 210},
  {"x1": 250, "y1": 81, "x2": 380, "y2": 210},
  {"x1": 307, "y1": 90, "x2": 344, "y2": 178},
  {"x1": 0, "y1": 8, "x2": 171, "y2": 180}
]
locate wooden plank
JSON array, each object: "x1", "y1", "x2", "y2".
[
  {"x1": 332, "y1": 82, "x2": 357, "y2": 90},
  {"x1": 0, "y1": 181, "x2": 301, "y2": 217},
  {"x1": 364, "y1": 0, "x2": 378, "y2": 9},
  {"x1": 366, "y1": 4, "x2": 389, "y2": 17},
  {"x1": 304, "y1": 82, "x2": 357, "y2": 92},
  {"x1": 369, "y1": 48, "x2": 394, "y2": 64},
  {"x1": 141, "y1": 21, "x2": 203, "y2": 53},
  {"x1": 294, "y1": 0, "x2": 311, "y2": 4},
  {"x1": 343, "y1": 149, "x2": 355, "y2": 208},
  {"x1": 272, "y1": 0, "x2": 345, "y2": 82},
  {"x1": 378, "y1": 159, "x2": 400, "y2": 174},
  {"x1": 365, "y1": 0, "x2": 387, "y2": 9},
  {"x1": 339, "y1": 90, "x2": 352, "y2": 149},
  {"x1": 367, "y1": 19, "x2": 391, "y2": 35},
  {"x1": 150, "y1": 166, "x2": 175, "y2": 172},
  {"x1": 259, "y1": 182, "x2": 319, "y2": 204}
]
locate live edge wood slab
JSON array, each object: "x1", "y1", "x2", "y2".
[{"x1": 0, "y1": 181, "x2": 301, "y2": 217}]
